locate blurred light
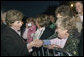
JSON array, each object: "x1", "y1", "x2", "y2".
[{"x1": 71, "y1": 3, "x2": 74, "y2": 7}]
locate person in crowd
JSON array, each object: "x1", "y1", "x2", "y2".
[
  {"x1": 74, "y1": 1, "x2": 83, "y2": 33},
  {"x1": 55, "y1": 5, "x2": 74, "y2": 27},
  {"x1": 1, "y1": 10, "x2": 7, "y2": 33},
  {"x1": 35, "y1": 5, "x2": 80, "y2": 56},
  {"x1": 48, "y1": 5, "x2": 75, "y2": 40},
  {"x1": 22, "y1": 17, "x2": 36, "y2": 53},
  {"x1": 1, "y1": 10, "x2": 7, "y2": 25},
  {"x1": 32, "y1": 15, "x2": 54, "y2": 40},
  {"x1": 1, "y1": 10, "x2": 43, "y2": 56},
  {"x1": 75, "y1": 2, "x2": 83, "y2": 56},
  {"x1": 49, "y1": 15, "x2": 56, "y2": 31},
  {"x1": 41, "y1": 16, "x2": 80, "y2": 56},
  {"x1": 75, "y1": 1, "x2": 83, "y2": 22},
  {"x1": 23, "y1": 17, "x2": 36, "y2": 43},
  {"x1": 31, "y1": 15, "x2": 54, "y2": 56}
]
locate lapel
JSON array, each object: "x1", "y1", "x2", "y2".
[{"x1": 8, "y1": 26, "x2": 25, "y2": 43}]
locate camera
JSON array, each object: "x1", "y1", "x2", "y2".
[{"x1": 28, "y1": 22, "x2": 32, "y2": 26}]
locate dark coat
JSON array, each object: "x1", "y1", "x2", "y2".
[
  {"x1": 40, "y1": 27, "x2": 55, "y2": 40},
  {"x1": 63, "y1": 29, "x2": 80, "y2": 56},
  {"x1": 1, "y1": 25, "x2": 29, "y2": 56},
  {"x1": 78, "y1": 29, "x2": 83, "y2": 56},
  {"x1": 1, "y1": 23, "x2": 6, "y2": 33},
  {"x1": 47, "y1": 29, "x2": 80, "y2": 56}
]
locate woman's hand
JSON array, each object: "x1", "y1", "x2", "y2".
[
  {"x1": 27, "y1": 39, "x2": 43, "y2": 49},
  {"x1": 33, "y1": 39, "x2": 43, "y2": 48}
]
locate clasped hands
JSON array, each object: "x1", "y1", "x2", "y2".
[
  {"x1": 28, "y1": 39, "x2": 61, "y2": 49},
  {"x1": 32, "y1": 39, "x2": 43, "y2": 48}
]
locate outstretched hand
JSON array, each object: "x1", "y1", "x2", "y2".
[
  {"x1": 33, "y1": 39, "x2": 43, "y2": 48},
  {"x1": 27, "y1": 39, "x2": 43, "y2": 49}
]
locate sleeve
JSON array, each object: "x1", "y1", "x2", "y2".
[
  {"x1": 40, "y1": 27, "x2": 54, "y2": 40},
  {"x1": 43, "y1": 40, "x2": 51, "y2": 45},
  {"x1": 50, "y1": 38, "x2": 67, "y2": 48},
  {"x1": 43, "y1": 38, "x2": 58, "y2": 46},
  {"x1": 26, "y1": 44, "x2": 33, "y2": 53},
  {"x1": 64, "y1": 38, "x2": 80, "y2": 56},
  {"x1": 2, "y1": 35, "x2": 28, "y2": 56},
  {"x1": 50, "y1": 38, "x2": 58, "y2": 45}
]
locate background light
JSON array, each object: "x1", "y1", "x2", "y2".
[{"x1": 71, "y1": 3, "x2": 74, "y2": 7}]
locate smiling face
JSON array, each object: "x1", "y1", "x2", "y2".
[
  {"x1": 12, "y1": 21, "x2": 23, "y2": 30},
  {"x1": 75, "y1": 2, "x2": 83, "y2": 13}
]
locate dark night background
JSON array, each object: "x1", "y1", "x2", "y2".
[{"x1": 1, "y1": 1, "x2": 61, "y2": 17}]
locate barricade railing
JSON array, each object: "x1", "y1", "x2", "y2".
[{"x1": 31, "y1": 46, "x2": 72, "y2": 56}]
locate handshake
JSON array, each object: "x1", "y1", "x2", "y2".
[
  {"x1": 27, "y1": 39, "x2": 43, "y2": 49},
  {"x1": 33, "y1": 39, "x2": 43, "y2": 47},
  {"x1": 27, "y1": 39, "x2": 61, "y2": 50}
]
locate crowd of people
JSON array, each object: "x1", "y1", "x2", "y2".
[{"x1": 1, "y1": 1, "x2": 83, "y2": 56}]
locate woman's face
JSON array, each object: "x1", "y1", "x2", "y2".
[
  {"x1": 13, "y1": 21, "x2": 23, "y2": 30},
  {"x1": 75, "y1": 2, "x2": 83, "y2": 13},
  {"x1": 56, "y1": 26, "x2": 68, "y2": 39}
]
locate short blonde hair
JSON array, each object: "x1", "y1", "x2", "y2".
[{"x1": 6, "y1": 10, "x2": 24, "y2": 26}]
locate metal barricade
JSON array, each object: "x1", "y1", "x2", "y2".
[{"x1": 31, "y1": 47, "x2": 72, "y2": 56}]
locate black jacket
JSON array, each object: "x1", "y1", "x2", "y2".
[
  {"x1": 1, "y1": 23, "x2": 6, "y2": 33},
  {"x1": 40, "y1": 27, "x2": 55, "y2": 40},
  {"x1": 1, "y1": 25, "x2": 29, "y2": 56}
]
